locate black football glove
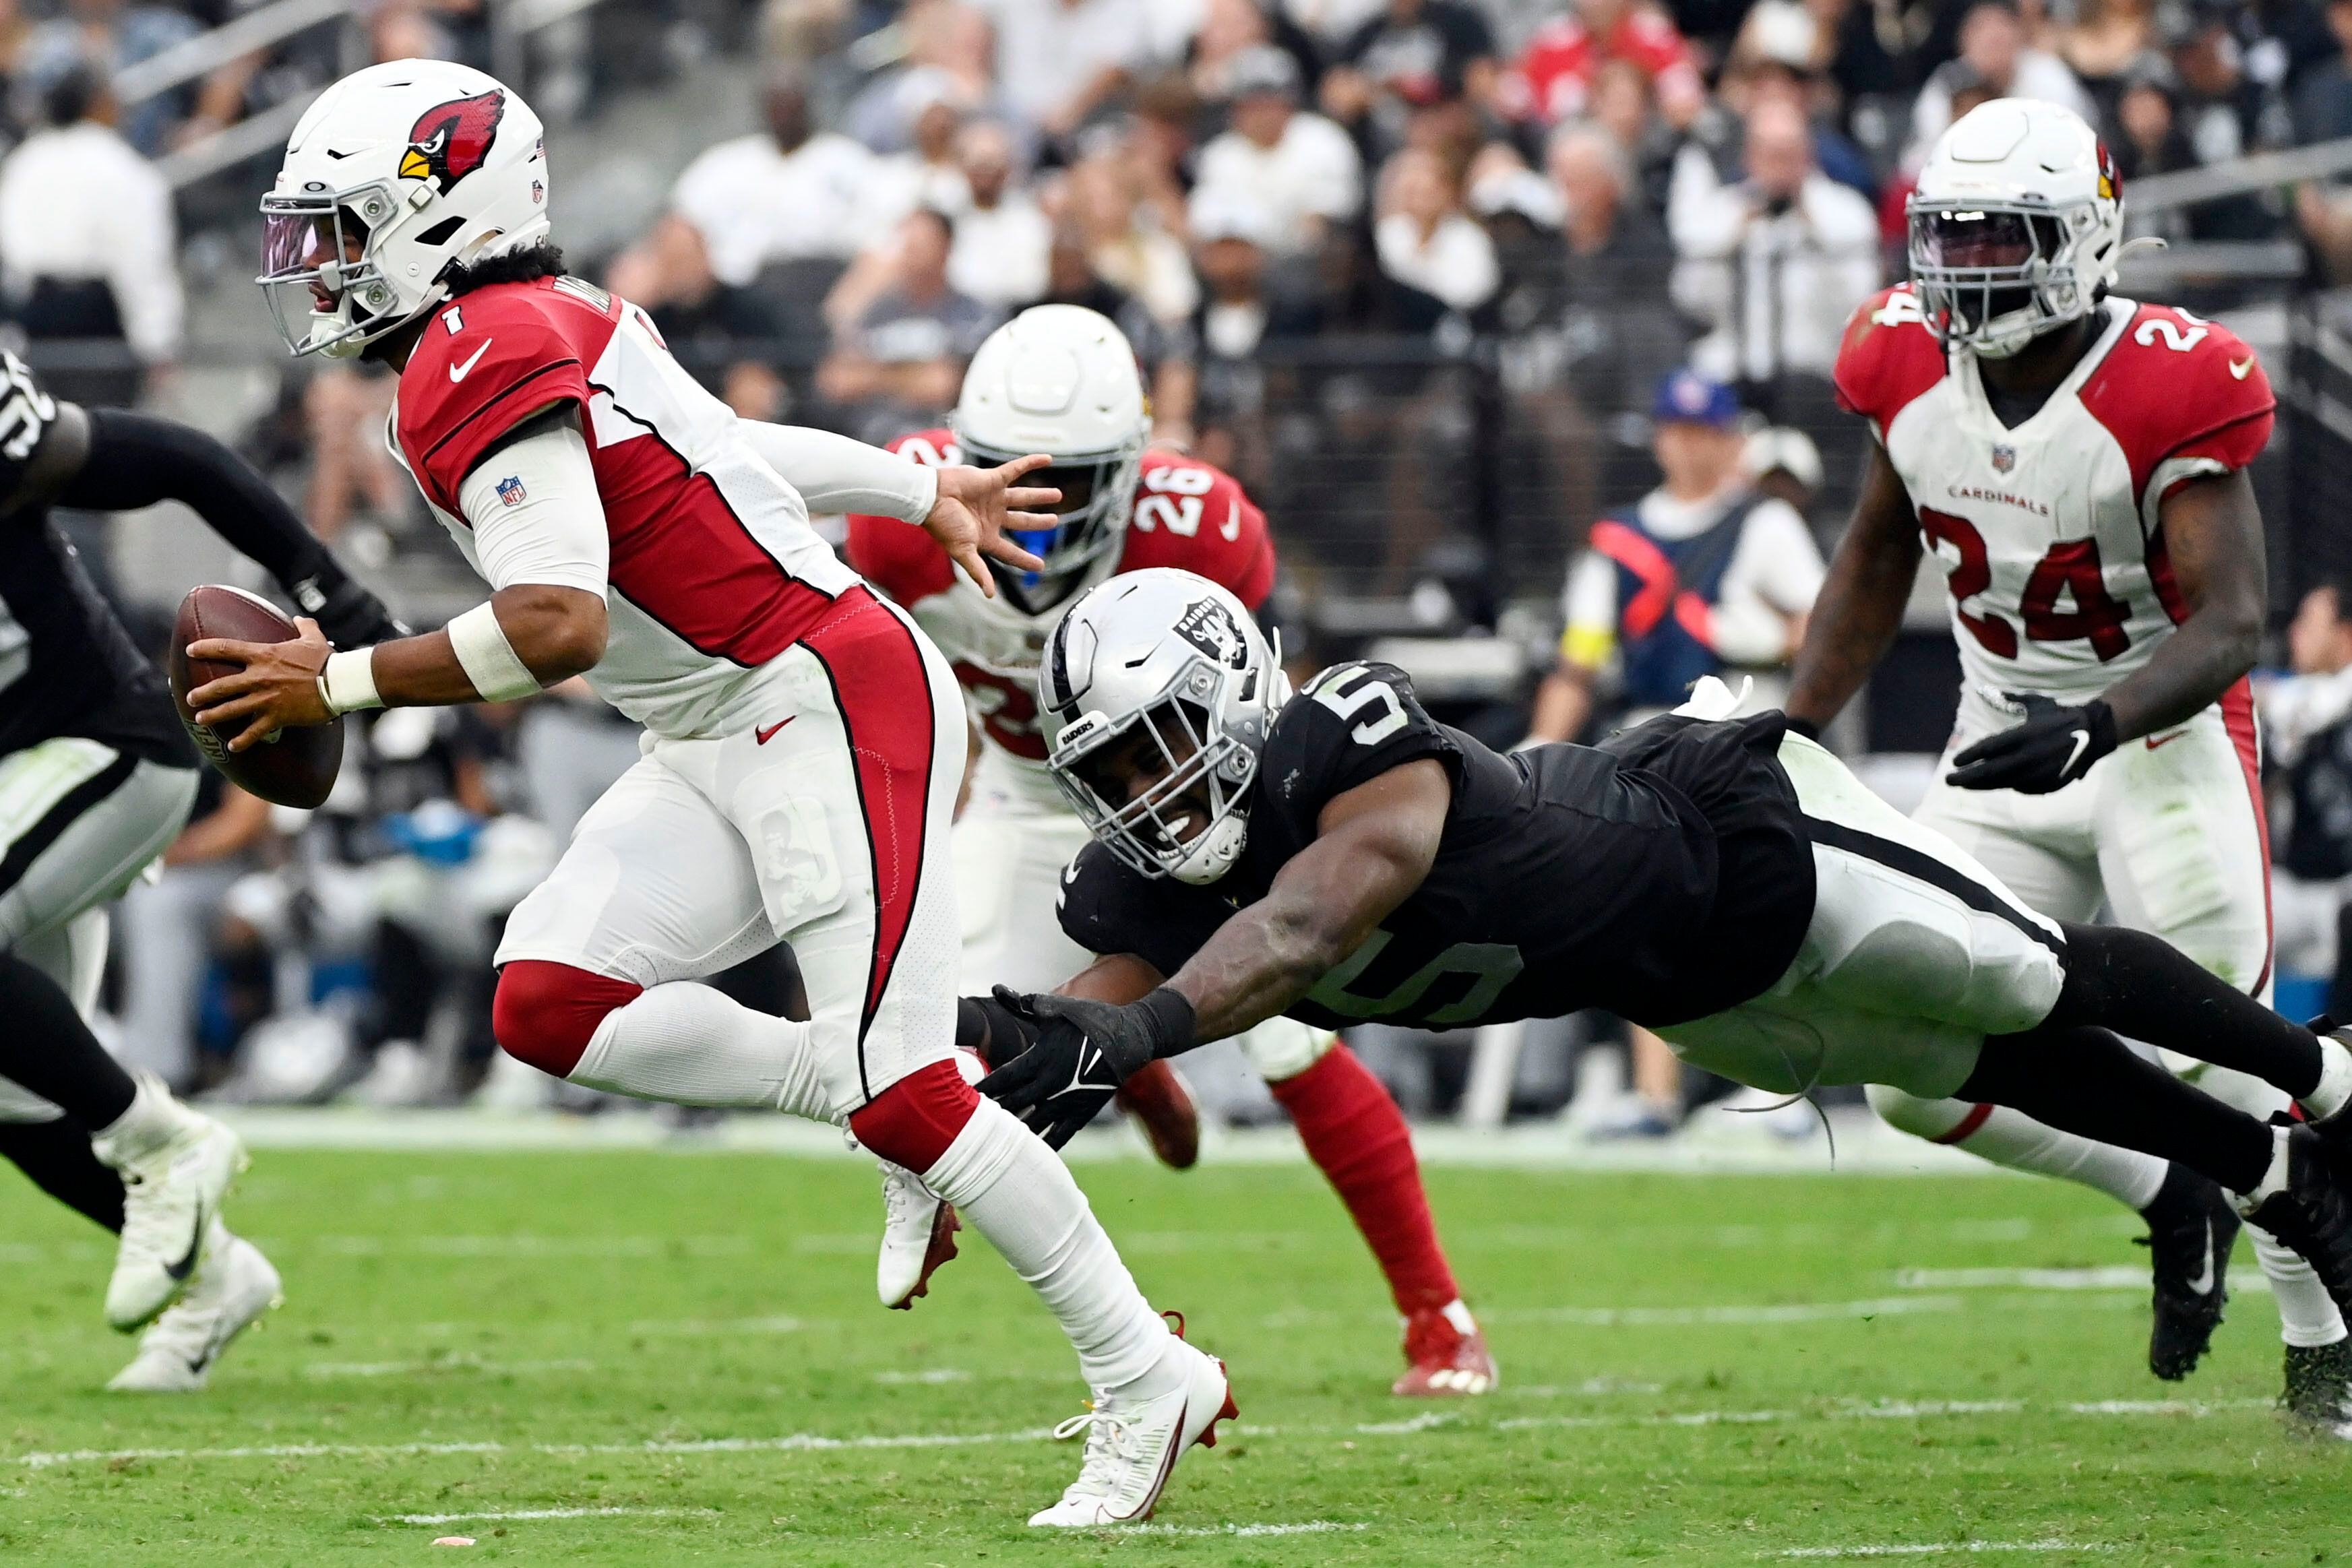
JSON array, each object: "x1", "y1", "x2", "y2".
[
  {"x1": 1946, "y1": 693, "x2": 2116, "y2": 794},
  {"x1": 955, "y1": 991, "x2": 1039, "y2": 1069},
  {"x1": 975, "y1": 985, "x2": 1196, "y2": 1149},
  {"x1": 290, "y1": 571, "x2": 408, "y2": 649}
]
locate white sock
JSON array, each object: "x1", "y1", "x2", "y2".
[
  {"x1": 2248, "y1": 1222, "x2": 2351, "y2": 1348},
  {"x1": 1873, "y1": 1092, "x2": 2167, "y2": 1211},
  {"x1": 571, "y1": 982, "x2": 829, "y2": 1118},
  {"x1": 2308, "y1": 1034, "x2": 2352, "y2": 1119},
  {"x1": 921, "y1": 1095, "x2": 1173, "y2": 1395},
  {"x1": 2238, "y1": 1127, "x2": 2293, "y2": 1214},
  {"x1": 90, "y1": 1073, "x2": 189, "y2": 1166}
]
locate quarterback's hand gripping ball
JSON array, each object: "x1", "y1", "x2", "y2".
[{"x1": 171, "y1": 584, "x2": 344, "y2": 807}]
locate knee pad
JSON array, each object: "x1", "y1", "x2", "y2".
[
  {"x1": 491, "y1": 960, "x2": 642, "y2": 1077},
  {"x1": 850, "y1": 1057, "x2": 980, "y2": 1174},
  {"x1": 1866, "y1": 1081, "x2": 1983, "y2": 1141}
]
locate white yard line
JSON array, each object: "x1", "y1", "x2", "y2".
[
  {"x1": 1118, "y1": 1522, "x2": 1371, "y2": 1538},
  {"x1": 1485, "y1": 1296, "x2": 1965, "y2": 1326},
  {"x1": 306, "y1": 1358, "x2": 598, "y2": 1380},
  {"x1": 13, "y1": 1391, "x2": 2283, "y2": 1472},
  {"x1": 1775, "y1": 1542, "x2": 2111, "y2": 1559},
  {"x1": 383, "y1": 1507, "x2": 714, "y2": 1525}
]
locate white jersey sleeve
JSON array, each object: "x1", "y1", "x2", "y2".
[
  {"x1": 736, "y1": 418, "x2": 939, "y2": 523},
  {"x1": 454, "y1": 420, "x2": 610, "y2": 597}
]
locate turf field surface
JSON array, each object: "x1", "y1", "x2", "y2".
[{"x1": 2, "y1": 1148, "x2": 2343, "y2": 1565}]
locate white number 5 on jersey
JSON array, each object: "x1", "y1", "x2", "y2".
[{"x1": 1308, "y1": 664, "x2": 1410, "y2": 745}]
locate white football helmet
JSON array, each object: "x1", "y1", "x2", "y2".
[
  {"x1": 954, "y1": 305, "x2": 1149, "y2": 612},
  {"x1": 1039, "y1": 568, "x2": 1289, "y2": 886},
  {"x1": 259, "y1": 61, "x2": 551, "y2": 358},
  {"x1": 1907, "y1": 98, "x2": 2124, "y2": 359}
]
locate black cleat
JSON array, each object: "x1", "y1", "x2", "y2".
[
  {"x1": 2139, "y1": 1164, "x2": 2238, "y2": 1381},
  {"x1": 2283, "y1": 1340, "x2": 2352, "y2": 1437},
  {"x1": 2245, "y1": 1127, "x2": 2352, "y2": 1323}
]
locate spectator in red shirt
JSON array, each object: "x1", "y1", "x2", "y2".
[{"x1": 1501, "y1": 0, "x2": 1706, "y2": 130}]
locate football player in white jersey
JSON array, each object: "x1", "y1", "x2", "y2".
[
  {"x1": 1785, "y1": 97, "x2": 2352, "y2": 1428},
  {"x1": 199, "y1": 61, "x2": 1237, "y2": 1526},
  {"x1": 847, "y1": 305, "x2": 1495, "y2": 1396}
]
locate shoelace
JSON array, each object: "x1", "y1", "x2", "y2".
[{"x1": 1051, "y1": 1398, "x2": 1143, "y2": 1501}]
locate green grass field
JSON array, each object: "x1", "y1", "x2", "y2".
[{"x1": 2, "y1": 1148, "x2": 2344, "y2": 1565}]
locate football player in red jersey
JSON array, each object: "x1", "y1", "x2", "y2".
[
  {"x1": 846, "y1": 305, "x2": 1495, "y2": 1397},
  {"x1": 1787, "y1": 98, "x2": 2351, "y2": 1426},
  {"x1": 212, "y1": 62, "x2": 1237, "y2": 1526}
]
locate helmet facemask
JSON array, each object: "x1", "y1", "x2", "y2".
[
  {"x1": 259, "y1": 185, "x2": 433, "y2": 360},
  {"x1": 1049, "y1": 656, "x2": 1262, "y2": 885},
  {"x1": 957, "y1": 433, "x2": 1141, "y2": 614},
  {"x1": 1907, "y1": 199, "x2": 2102, "y2": 360}
]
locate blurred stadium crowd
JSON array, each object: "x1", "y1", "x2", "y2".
[{"x1": 16, "y1": 0, "x2": 2352, "y2": 1133}]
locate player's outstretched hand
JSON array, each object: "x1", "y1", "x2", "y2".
[
  {"x1": 186, "y1": 616, "x2": 334, "y2": 752},
  {"x1": 925, "y1": 456, "x2": 1057, "y2": 598},
  {"x1": 976, "y1": 986, "x2": 1158, "y2": 1149},
  {"x1": 304, "y1": 575, "x2": 408, "y2": 648},
  {"x1": 1946, "y1": 693, "x2": 2116, "y2": 794}
]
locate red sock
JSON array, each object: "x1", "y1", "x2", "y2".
[{"x1": 1270, "y1": 1043, "x2": 1460, "y2": 1315}]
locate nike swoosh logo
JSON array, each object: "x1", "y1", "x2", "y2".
[
  {"x1": 2146, "y1": 728, "x2": 2191, "y2": 751},
  {"x1": 164, "y1": 1210, "x2": 204, "y2": 1282},
  {"x1": 755, "y1": 717, "x2": 795, "y2": 745},
  {"x1": 2186, "y1": 1220, "x2": 2217, "y2": 1296},
  {"x1": 2229, "y1": 356, "x2": 2255, "y2": 380},
  {"x1": 1051, "y1": 1038, "x2": 1103, "y2": 1101},
  {"x1": 448, "y1": 342, "x2": 492, "y2": 383},
  {"x1": 2062, "y1": 728, "x2": 2093, "y2": 778}
]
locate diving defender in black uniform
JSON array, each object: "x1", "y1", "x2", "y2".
[
  {"x1": 970, "y1": 568, "x2": 2352, "y2": 1362},
  {"x1": 0, "y1": 350, "x2": 396, "y2": 1388}
]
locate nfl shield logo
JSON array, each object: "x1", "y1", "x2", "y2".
[
  {"x1": 1991, "y1": 444, "x2": 2016, "y2": 474},
  {"x1": 496, "y1": 475, "x2": 527, "y2": 507}
]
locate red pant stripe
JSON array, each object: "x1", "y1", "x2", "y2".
[
  {"x1": 2219, "y1": 677, "x2": 2274, "y2": 995},
  {"x1": 799, "y1": 588, "x2": 939, "y2": 1083}
]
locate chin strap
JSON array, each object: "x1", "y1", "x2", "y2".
[{"x1": 2112, "y1": 234, "x2": 2168, "y2": 270}]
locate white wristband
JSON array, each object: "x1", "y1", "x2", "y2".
[
  {"x1": 447, "y1": 600, "x2": 543, "y2": 703},
  {"x1": 317, "y1": 648, "x2": 381, "y2": 715}
]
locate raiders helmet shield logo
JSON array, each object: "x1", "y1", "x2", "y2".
[
  {"x1": 1175, "y1": 598, "x2": 1248, "y2": 667},
  {"x1": 400, "y1": 90, "x2": 505, "y2": 194},
  {"x1": 1991, "y1": 443, "x2": 2016, "y2": 474}
]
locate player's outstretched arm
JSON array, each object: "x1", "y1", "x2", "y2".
[
  {"x1": 2099, "y1": 469, "x2": 2265, "y2": 741},
  {"x1": 1783, "y1": 441, "x2": 1921, "y2": 734},
  {"x1": 52, "y1": 408, "x2": 403, "y2": 648},
  {"x1": 735, "y1": 417, "x2": 1052, "y2": 596},
  {"x1": 977, "y1": 763, "x2": 1448, "y2": 1143}
]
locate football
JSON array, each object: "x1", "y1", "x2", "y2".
[{"x1": 167, "y1": 583, "x2": 343, "y2": 809}]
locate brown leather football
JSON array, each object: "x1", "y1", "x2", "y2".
[{"x1": 168, "y1": 584, "x2": 344, "y2": 809}]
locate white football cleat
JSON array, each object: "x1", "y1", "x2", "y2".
[
  {"x1": 1028, "y1": 1332, "x2": 1237, "y2": 1527},
  {"x1": 93, "y1": 1079, "x2": 248, "y2": 1331},
  {"x1": 877, "y1": 1160, "x2": 960, "y2": 1309},
  {"x1": 107, "y1": 1222, "x2": 282, "y2": 1392}
]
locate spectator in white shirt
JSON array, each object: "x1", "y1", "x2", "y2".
[
  {"x1": 946, "y1": 121, "x2": 1051, "y2": 307},
  {"x1": 666, "y1": 68, "x2": 886, "y2": 289},
  {"x1": 1667, "y1": 98, "x2": 1879, "y2": 386},
  {"x1": 0, "y1": 66, "x2": 181, "y2": 403},
  {"x1": 977, "y1": 0, "x2": 1153, "y2": 139},
  {"x1": 866, "y1": 71, "x2": 979, "y2": 227},
  {"x1": 1907, "y1": 1, "x2": 2096, "y2": 170},
  {"x1": 1374, "y1": 146, "x2": 1500, "y2": 315},
  {"x1": 1192, "y1": 47, "x2": 1365, "y2": 259}
]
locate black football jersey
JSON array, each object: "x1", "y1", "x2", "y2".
[
  {"x1": 0, "y1": 353, "x2": 191, "y2": 765},
  {"x1": 1057, "y1": 663, "x2": 1817, "y2": 1031}
]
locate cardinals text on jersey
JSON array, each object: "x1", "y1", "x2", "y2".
[
  {"x1": 390, "y1": 275, "x2": 865, "y2": 739},
  {"x1": 1834, "y1": 284, "x2": 2274, "y2": 706},
  {"x1": 844, "y1": 431, "x2": 1275, "y2": 785}
]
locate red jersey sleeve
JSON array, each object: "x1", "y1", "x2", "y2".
[
  {"x1": 843, "y1": 429, "x2": 958, "y2": 605},
  {"x1": 2079, "y1": 305, "x2": 2275, "y2": 515},
  {"x1": 1832, "y1": 285, "x2": 1947, "y2": 439},
  {"x1": 1118, "y1": 451, "x2": 1276, "y2": 610},
  {"x1": 396, "y1": 282, "x2": 600, "y2": 514}
]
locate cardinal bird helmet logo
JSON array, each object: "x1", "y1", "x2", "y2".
[{"x1": 400, "y1": 90, "x2": 505, "y2": 194}]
